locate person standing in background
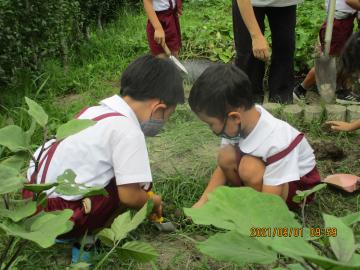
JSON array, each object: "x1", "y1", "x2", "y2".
[
  {"x1": 144, "y1": 0, "x2": 182, "y2": 58},
  {"x1": 233, "y1": 0, "x2": 300, "y2": 104}
]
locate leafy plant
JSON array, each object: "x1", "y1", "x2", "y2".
[
  {"x1": 185, "y1": 187, "x2": 360, "y2": 269},
  {"x1": 94, "y1": 202, "x2": 158, "y2": 269},
  {"x1": 0, "y1": 97, "x2": 100, "y2": 269}
]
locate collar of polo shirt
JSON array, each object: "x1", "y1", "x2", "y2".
[
  {"x1": 239, "y1": 105, "x2": 277, "y2": 154},
  {"x1": 99, "y1": 95, "x2": 140, "y2": 127}
]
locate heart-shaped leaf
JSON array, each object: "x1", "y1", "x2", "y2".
[
  {"x1": 118, "y1": 241, "x2": 158, "y2": 262},
  {"x1": 0, "y1": 125, "x2": 28, "y2": 152},
  {"x1": 25, "y1": 97, "x2": 48, "y2": 127},
  {"x1": 0, "y1": 201, "x2": 37, "y2": 222},
  {"x1": 56, "y1": 119, "x2": 95, "y2": 140},
  {"x1": 0, "y1": 209, "x2": 74, "y2": 248}
]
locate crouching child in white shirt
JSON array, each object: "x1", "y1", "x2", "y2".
[
  {"x1": 24, "y1": 55, "x2": 184, "y2": 240},
  {"x1": 189, "y1": 64, "x2": 320, "y2": 210}
]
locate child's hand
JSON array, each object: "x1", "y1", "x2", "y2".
[
  {"x1": 148, "y1": 193, "x2": 163, "y2": 220},
  {"x1": 192, "y1": 196, "x2": 207, "y2": 208},
  {"x1": 325, "y1": 120, "x2": 355, "y2": 132},
  {"x1": 154, "y1": 28, "x2": 165, "y2": 47}
]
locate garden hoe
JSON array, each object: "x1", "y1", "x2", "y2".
[
  {"x1": 162, "y1": 43, "x2": 188, "y2": 75},
  {"x1": 315, "y1": 0, "x2": 337, "y2": 103}
]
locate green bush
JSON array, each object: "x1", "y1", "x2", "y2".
[{"x1": 0, "y1": 0, "x2": 123, "y2": 86}]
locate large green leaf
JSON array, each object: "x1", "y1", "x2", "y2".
[
  {"x1": 97, "y1": 202, "x2": 152, "y2": 246},
  {"x1": 23, "y1": 182, "x2": 58, "y2": 193},
  {"x1": 56, "y1": 119, "x2": 96, "y2": 141},
  {"x1": 0, "y1": 160, "x2": 25, "y2": 194},
  {"x1": 197, "y1": 231, "x2": 277, "y2": 266},
  {"x1": 323, "y1": 214, "x2": 355, "y2": 262},
  {"x1": 292, "y1": 183, "x2": 327, "y2": 203},
  {"x1": 0, "y1": 125, "x2": 28, "y2": 152},
  {"x1": 97, "y1": 228, "x2": 116, "y2": 247},
  {"x1": 306, "y1": 253, "x2": 360, "y2": 270},
  {"x1": 1, "y1": 153, "x2": 28, "y2": 171},
  {"x1": 110, "y1": 211, "x2": 132, "y2": 242},
  {"x1": 54, "y1": 169, "x2": 107, "y2": 197},
  {"x1": 25, "y1": 119, "x2": 37, "y2": 145},
  {"x1": 0, "y1": 201, "x2": 37, "y2": 222},
  {"x1": 0, "y1": 209, "x2": 73, "y2": 248},
  {"x1": 184, "y1": 187, "x2": 318, "y2": 260},
  {"x1": 340, "y1": 212, "x2": 360, "y2": 226},
  {"x1": 0, "y1": 164, "x2": 19, "y2": 179},
  {"x1": 118, "y1": 241, "x2": 158, "y2": 262},
  {"x1": 0, "y1": 176, "x2": 26, "y2": 195},
  {"x1": 25, "y1": 97, "x2": 48, "y2": 127}
]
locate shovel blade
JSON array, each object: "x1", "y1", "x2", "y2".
[
  {"x1": 169, "y1": 55, "x2": 188, "y2": 75},
  {"x1": 315, "y1": 55, "x2": 337, "y2": 104},
  {"x1": 153, "y1": 222, "x2": 176, "y2": 232}
]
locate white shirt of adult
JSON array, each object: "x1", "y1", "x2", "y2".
[
  {"x1": 221, "y1": 105, "x2": 316, "y2": 186},
  {"x1": 27, "y1": 95, "x2": 152, "y2": 201},
  {"x1": 152, "y1": 0, "x2": 176, "y2": 11},
  {"x1": 251, "y1": 0, "x2": 303, "y2": 7}
]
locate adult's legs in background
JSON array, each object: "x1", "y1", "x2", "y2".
[
  {"x1": 267, "y1": 5, "x2": 297, "y2": 103},
  {"x1": 232, "y1": 0, "x2": 266, "y2": 103}
]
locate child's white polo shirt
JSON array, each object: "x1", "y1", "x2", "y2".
[
  {"x1": 27, "y1": 95, "x2": 152, "y2": 200},
  {"x1": 153, "y1": 0, "x2": 176, "y2": 11},
  {"x1": 221, "y1": 105, "x2": 316, "y2": 186}
]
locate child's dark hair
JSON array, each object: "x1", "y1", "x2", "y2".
[
  {"x1": 188, "y1": 63, "x2": 254, "y2": 119},
  {"x1": 120, "y1": 55, "x2": 184, "y2": 106},
  {"x1": 338, "y1": 32, "x2": 360, "y2": 88}
]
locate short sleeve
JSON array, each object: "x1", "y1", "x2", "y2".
[
  {"x1": 112, "y1": 132, "x2": 152, "y2": 186},
  {"x1": 263, "y1": 147, "x2": 301, "y2": 186}
]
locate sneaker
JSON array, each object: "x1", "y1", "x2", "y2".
[
  {"x1": 71, "y1": 242, "x2": 92, "y2": 264},
  {"x1": 293, "y1": 84, "x2": 307, "y2": 103},
  {"x1": 335, "y1": 90, "x2": 360, "y2": 105}
]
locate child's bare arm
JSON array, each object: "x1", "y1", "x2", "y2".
[
  {"x1": 236, "y1": 0, "x2": 269, "y2": 61},
  {"x1": 192, "y1": 166, "x2": 226, "y2": 208},
  {"x1": 346, "y1": 0, "x2": 360, "y2": 10},
  {"x1": 144, "y1": 0, "x2": 165, "y2": 46},
  {"x1": 117, "y1": 183, "x2": 162, "y2": 217},
  {"x1": 326, "y1": 119, "x2": 360, "y2": 132}
]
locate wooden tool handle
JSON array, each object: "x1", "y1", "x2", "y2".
[
  {"x1": 161, "y1": 43, "x2": 172, "y2": 56},
  {"x1": 324, "y1": 0, "x2": 336, "y2": 56}
]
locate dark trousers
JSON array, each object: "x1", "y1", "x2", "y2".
[{"x1": 232, "y1": 1, "x2": 297, "y2": 103}]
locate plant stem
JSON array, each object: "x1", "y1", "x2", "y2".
[
  {"x1": 3, "y1": 241, "x2": 25, "y2": 270},
  {"x1": 93, "y1": 240, "x2": 121, "y2": 270},
  {"x1": 301, "y1": 196, "x2": 307, "y2": 227},
  {"x1": 304, "y1": 260, "x2": 318, "y2": 270},
  {"x1": 0, "y1": 237, "x2": 15, "y2": 268},
  {"x1": 3, "y1": 195, "x2": 9, "y2": 209},
  {"x1": 35, "y1": 126, "x2": 49, "y2": 172}
]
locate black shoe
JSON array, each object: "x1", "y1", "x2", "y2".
[
  {"x1": 335, "y1": 90, "x2": 360, "y2": 105},
  {"x1": 293, "y1": 84, "x2": 307, "y2": 102}
]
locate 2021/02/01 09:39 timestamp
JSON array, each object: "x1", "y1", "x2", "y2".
[{"x1": 250, "y1": 227, "x2": 337, "y2": 237}]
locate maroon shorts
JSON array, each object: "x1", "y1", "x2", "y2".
[
  {"x1": 319, "y1": 15, "x2": 355, "y2": 56},
  {"x1": 234, "y1": 148, "x2": 321, "y2": 210},
  {"x1": 146, "y1": 9, "x2": 182, "y2": 55},
  {"x1": 42, "y1": 179, "x2": 119, "y2": 238}
]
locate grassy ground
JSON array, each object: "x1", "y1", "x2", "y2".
[{"x1": 1, "y1": 0, "x2": 360, "y2": 269}]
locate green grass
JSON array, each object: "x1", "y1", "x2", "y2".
[{"x1": 1, "y1": 0, "x2": 360, "y2": 269}]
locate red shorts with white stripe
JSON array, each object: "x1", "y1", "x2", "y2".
[
  {"x1": 42, "y1": 179, "x2": 119, "y2": 239},
  {"x1": 234, "y1": 149, "x2": 321, "y2": 210},
  {"x1": 319, "y1": 15, "x2": 356, "y2": 56},
  {"x1": 146, "y1": 9, "x2": 182, "y2": 55}
]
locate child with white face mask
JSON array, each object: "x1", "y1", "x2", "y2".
[{"x1": 24, "y1": 55, "x2": 184, "y2": 261}]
